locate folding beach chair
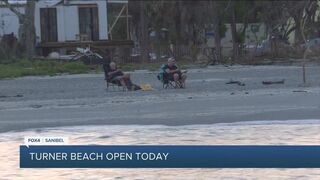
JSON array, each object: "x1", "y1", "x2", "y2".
[
  {"x1": 157, "y1": 64, "x2": 176, "y2": 89},
  {"x1": 105, "y1": 78, "x2": 126, "y2": 91},
  {"x1": 103, "y1": 64, "x2": 126, "y2": 91}
]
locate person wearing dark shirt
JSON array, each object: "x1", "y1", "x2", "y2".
[
  {"x1": 103, "y1": 61, "x2": 140, "y2": 91},
  {"x1": 162, "y1": 58, "x2": 187, "y2": 88}
]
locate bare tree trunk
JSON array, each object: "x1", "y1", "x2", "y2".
[
  {"x1": 212, "y1": 1, "x2": 222, "y2": 64},
  {"x1": 3, "y1": 0, "x2": 36, "y2": 59},
  {"x1": 299, "y1": 0, "x2": 314, "y2": 85},
  {"x1": 179, "y1": 0, "x2": 186, "y2": 45},
  {"x1": 294, "y1": 17, "x2": 304, "y2": 45},
  {"x1": 230, "y1": 1, "x2": 238, "y2": 64},
  {"x1": 139, "y1": 1, "x2": 149, "y2": 63},
  {"x1": 24, "y1": 1, "x2": 36, "y2": 59}
]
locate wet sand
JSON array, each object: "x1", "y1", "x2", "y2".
[{"x1": 0, "y1": 120, "x2": 319, "y2": 179}]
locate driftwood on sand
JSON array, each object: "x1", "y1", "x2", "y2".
[
  {"x1": 262, "y1": 79, "x2": 285, "y2": 85},
  {"x1": 226, "y1": 79, "x2": 245, "y2": 86}
]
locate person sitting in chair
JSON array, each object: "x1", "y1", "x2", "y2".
[
  {"x1": 161, "y1": 57, "x2": 187, "y2": 88},
  {"x1": 103, "y1": 61, "x2": 140, "y2": 91}
]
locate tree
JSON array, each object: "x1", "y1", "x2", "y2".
[
  {"x1": 230, "y1": 1, "x2": 238, "y2": 63},
  {"x1": 128, "y1": 0, "x2": 150, "y2": 62},
  {"x1": 139, "y1": 0, "x2": 149, "y2": 62},
  {"x1": 2, "y1": 0, "x2": 36, "y2": 59},
  {"x1": 209, "y1": 0, "x2": 231, "y2": 63},
  {"x1": 130, "y1": 0, "x2": 208, "y2": 60},
  {"x1": 285, "y1": 0, "x2": 318, "y2": 84},
  {"x1": 285, "y1": 0, "x2": 318, "y2": 45},
  {"x1": 256, "y1": 0, "x2": 319, "y2": 84},
  {"x1": 229, "y1": 0, "x2": 257, "y2": 62}
]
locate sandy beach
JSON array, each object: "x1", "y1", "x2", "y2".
[
  {"x1": 0, "y1": 64, "x2": 320, "y2": 179},
  {"x1": 1, "y1": 0, "x2": 319, "y2": 178},
  {"x1": 0, "y1": 65, "x2": 320, "y2": 133}
]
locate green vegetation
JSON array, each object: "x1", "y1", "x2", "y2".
[
  {"x1": 0, "y1": 60, "x2": 91, "y2": 79},
  {"x1": 0, "y1": 59, "x2": 195, "y2": 80}
]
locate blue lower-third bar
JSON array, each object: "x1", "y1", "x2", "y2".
[{"x1": 20, "y1": 145, "x2": 320, "y2": 168}]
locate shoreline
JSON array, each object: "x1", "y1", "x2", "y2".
[
  {"x1": 1, "y1": 117, "x2": 319, "y2": 179},
  {"x1": 2, "y1": 119, "x2": 320, "y2": 135}
]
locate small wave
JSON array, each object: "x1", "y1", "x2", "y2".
[
  {"x1": 1, "y1": 119, "x2": 319, "y2": 136},
  {"x1": 40, "y1": 119, "x2": 320, "y2": 132},
  {"x1": 0, "y1": 119, "x2": 319, "y2": 179}
]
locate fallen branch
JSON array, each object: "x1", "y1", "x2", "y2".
[
  {"x1": 262, "y1": 79, "x2": 285, "y2": 85},
  {"x1": 226, "y1": 79, "x2": 245, "y2": 86}
]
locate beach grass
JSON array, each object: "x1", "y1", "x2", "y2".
[
  {"x1": 0, "y1": 59, "x2": 90, "y2": 79},
  {"x1": 0, "y1": 59, "x2": 196, "y2": 79}
]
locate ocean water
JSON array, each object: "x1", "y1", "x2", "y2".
[{"x1": 0, "y1": 120, "x2": 319, "y2": 180}]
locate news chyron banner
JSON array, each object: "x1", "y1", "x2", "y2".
[{"x1": 21, "y1": 137, "x2": 320, "y2": 168}]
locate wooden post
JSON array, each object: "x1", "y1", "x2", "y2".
[
  {"x1": 303, "y1": 64, "x2": 306, "y2": 84},
  {"x1": 302, "y1": 46, "x2": 309, "y2": 84}
]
